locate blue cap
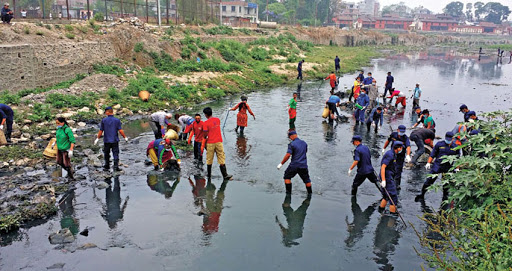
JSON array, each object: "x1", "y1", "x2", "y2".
[
  {"x1": 398, "y1": 125, "x2": 406, "y2": 132},
  {"x1": 393, "y1": 141, "x2": 404, "y2": 148},
  {"x1": 414, "y1": 106, "x2": 421, "y2": 110},
  {"x1": 468, "y1": 111, "x2": 476, "y2": 116},
  {"x1": 288, "y1": 130, "x2": 297, "y2": 137},
  {"x1": 459, "y1": 104, "x2": 468, "y2": 111},
  {"x1": 469, "y1": 129, "x2": 480, "y2": 135},
  {"x1": 104, "y1": 106, "x2": 113, "y2": 111},
  {"x1": 445, "y1": 131, "x2": 454, "y2": 140},
  {"x1": 351, "y1": 135, "x2": 362, "y2": 142}
]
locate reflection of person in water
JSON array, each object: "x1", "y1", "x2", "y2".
[
  {"x1": 59, "y1": 190, "x2": 79, "y2": 235},
  {"x1": 202, "y1": 179, "x2": 229, "y2": 235},
  {"x1": 147, "y1": 173, "x2": 180, "y2": 199},
  {"x1": 296, "y1": 82, "x2": 302, "y2": 102},
  {"x1": 102, "y1": 177, "x2": 129, "y2": 229},
  {"x1": 235, "y1": 134, "x2": 252, "y2": 163},
  {"x1": 275, "y1": 194, "x2": 311, "y2": 247},
  {"x1": 345, "y1": 197, "x2": 377, "y2": 248},
  {"x1": 189, "y1": 175, "x2": 207, "y2": 206},
  {"x1": 373, "y1": 215, "x2": 400, "y2": 270}
]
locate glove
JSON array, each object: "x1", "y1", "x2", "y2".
[
  {"x1": 160, "y1": 167, "x2": 164, "y2": 172},
  {"x1": 381, "y1": 148, "x2": 386, "y2": 155},
  {"x1": 454, "y1": 168, "x2": 460, "y2": 173},
  {"x1": 94, "y1": 138, "x2": 99, "y2": 145},
  {"x1": 405, "y1": 155, "x2": 412, "y2": 163},
  {"x1": 124, "y1": 137, "x2": 129, "y2": 143},
  {"x1": 277, "y1": 163, "x2": 283, "y2": 170},
  {"x1": 0, "y1": 125, "x2": 3, "y2": 130},
  {"x1": 381, "y1": 180, "x2": 386, "y2": 188},
  {"x1": 68, "y1": 150, "x2": 73, "y2": 158},
  {"x1": 348, "y1": 168, "x2": 352, "y2": 176},
  {"x1": 372, "y1": 122, "x2": 376, "y2": 127},
  {"x1": 425, "y1": 163, "x2": 432, "y2": 170},
  {"x1": 161, "y1": 128, "x2": 166, "y2": 136},
  {"x1": 417, "y1": 118, "x2": 422, "y2": 122},
  {"x1": 410, "y1": 126, "x2": 415, "y2": 129},
  {"x1": 51, "y1": 142, "x2": 56, "y2": 148}
]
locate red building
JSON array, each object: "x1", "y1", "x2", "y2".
[{"x1": 374, "y1": 16, "x2": 413, "y2": 30}]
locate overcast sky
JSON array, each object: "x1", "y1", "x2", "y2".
[{"x1": 378, "y1": 0, "x2": 512, "y2": 13}]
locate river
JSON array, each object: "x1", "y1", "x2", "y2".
[{"x1": 1, "y1": 49, "x2": 511, "y2": 270}]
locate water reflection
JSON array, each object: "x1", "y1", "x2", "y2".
[
  {"x1": 189, "y1": 175, "x2": 206, "y2": 207},
  {"x1": 322, "y1": 121, "x2": 337, "y2": 142},
  {"x1": 373, "y1": 215, "x2": 400, "y2": 270},
  {"x1": 275, "y1": 194, "x2": 311, "y2": 247},
  {"x1": 102, "y1": 177, "x2": 129, "y2": 229},
  {"x1": 147, "y1": 173, "x2": 180, "y2": 199},
  {"x1": 234, "y1": 135, "x2": 252, "y2": 166},
  {"x1": 345, "y1": 197, "x2": 377, "y2": 248},
  {"x1": 202, "y1": 179, "x2": 229, "y2": 241},
  {"x1": 296, "y1": 82, "x2": 303, "y2": 102},
  {"x1": 59, "y1": 190, "x2": 79, "y2": 235}
]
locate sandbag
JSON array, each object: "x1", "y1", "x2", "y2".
[
  {"x1": 0, "y1": 130, "x2": 6, "y2": 145},
  {"x1": 164, "y1": 130, "x2": 178, "y2": 141},
  {"x1": 138, "y1": 90, "x2": 150, "y2": 102},
  {"x1": 43, "y1": 138, "x2": 58, "y2": 158},
  {"x1": 321, "y1": 106, "x2": 329, "y2": 119}
]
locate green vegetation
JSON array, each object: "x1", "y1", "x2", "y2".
[
  {"x1": 93, "y1": 64, "x2": 125, "y2": 76},
  {"x1": 64, "y1": 25, "x2": 74, "y2": 32},
  {"x1": 134, "y1": 42, "x2": 144, "y2": 53},
  {"x1": 35, "y1": 30, "x2": 44, "y2": 36},
  {"x1": 0, "y1": 215, "x2": 21, "y2": 233},
  {"x1": 23, "y1": 27, "x2": 30, "y2": 34},
  {"x1": 203, "y1": 26, "x2": 234, "y2": 35},
  {"x1": 416, "y1": 110, "x2": 512, "y2": 270},
  {"x1": 65, "y1": 33, "x2": 75, "y2": 39},
  {"x1": 94, "y1": 12, "x2": 104, "y2": 22},
  {"x1": 486, "y1": 44, "x2": 512, "y2": 51},
  {"x1": 46, "y1": 92, "x2": 97, "y2": 109},
  {"x1": 0, "y1": 145, "x2": 43, "y2": 160}
]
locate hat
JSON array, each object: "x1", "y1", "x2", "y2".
[
  {"x1": 445, "y1": 131, "x2": 454, "y2": 140},
  {"x1": 468, "y1": 111, "x2": 476, "y2": 116},
  {"x1": 377, "y1": 106, "x2": 382, "y2": 111},
  {"x1": 351, "y1": 135, "x2": 362, "y2": 142},
  {"x1": 469, "y1": 129, "x2": 480, "y2": 135},
  {"x1": 422, "y1": 109, "x2": 429, "y2": 115},
  {"x1": 398, "y1": 125, "x2": 406, "y2": 132},
  {"x1": 288, "y1": 130, "x2": 297, "y2": 137},
  {"x1": 393, "y1": 141, "x2": 404, "y2": 148},
  {"x1": 4, "y1": 3, "x2": 9, "y2": 5},
  {"x1": 104, "y1": 106, "x2": 113, "y2": 112},
  {"x1": 459, "y1": 104, "x2": 468, "y2": 111},
  {"x1": 414, "y1": 106, "x2": 421, "y2": 110}
]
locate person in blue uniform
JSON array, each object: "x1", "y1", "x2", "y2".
[
  {"x1": 384, "y1": 72, "x2": 394, "y2": 98},
  {"x1": 366, "y1": 106, "x2": 383, "y2": 133},
  {"x1": 381, "y1": 125, "x2": 411, "y2": 189},
  {"x1": 297, "y1": 59, "x2": 304, "y2": 80},
  {"x1": 357, "y1": 70, "x2": 365, "y2": 83},
  {"x1": 348, "y1": 135, "x2": 378, "y2": 196},
  {"x1": 334, "y1": 56, "x2": 341, "y2": 73},
  {"x1": 326, "y1": 94, "x2": 341, "y2": 119},
  {"x1": 94, "y1": 106, "x2": 128, "y2": 171},
  {"x1": 0, "y1": 103, "x2": 14, "y2": 143},
  {"x1": 362, "y1": 72, "x2": 373, "y2": 92},
  {"x1": 415, "y1": 132, "x2": 460, "y2": 202},
  {"x1": 379, "y1": 141, "x2": 403, "y2": 214},
  {"x1": 354, "y1": 89, "x2": 370, "y2": 125},
  {"x1": 277, "y1": 130, "x2": 312, "y2": 194},
  {"x1": 459, "y1": 104, "x2": 470, "y2": 122}
]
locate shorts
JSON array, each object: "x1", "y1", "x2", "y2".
[
  {"x1": 283, "y1": 166, "x2": 310, "y2": 183},
  {"x1": 206, "y1": 142, "x2": 226, "y2": 165}
]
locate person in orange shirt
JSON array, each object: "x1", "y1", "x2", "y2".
[
  {"x1": 230, "y1": 96, "x2": 255, "y2": 134},
  {"x1": 325, "y1": 71, "x2": 337, "y2": 94}
]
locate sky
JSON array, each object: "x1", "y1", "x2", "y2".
[{"x1": 377, "y1": 0, "x2": 512, "y2": 13}]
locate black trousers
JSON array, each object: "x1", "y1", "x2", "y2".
[
  {"x1": 352, "y1": 172, "x2": 378, "y2": 193},
  {"x1": 151, "y1": 121, "x2": 163, "y2": 139},
  {"x1": 104, "y1": 142, "x2": 120, "y2": 161},
  {"x1": 194, "y1": 141, "x2": 202, "y2": 160},
  {"x1": 5, "y1": 117, "x2": 13, "y2": 138}
]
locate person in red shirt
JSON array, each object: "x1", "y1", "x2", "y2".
[
  {"x1": 230, "y1": 95, "x2": 255, "y2": 134},
  {"x1": 201, "y1": 107, "x2": 233, "y2": 180},
  {"x1": 325, "y1": 71, "x2": 337, "y2": 94},
  {"x1": 186, "y1": 114, "x2": 205, "y2": 162}
]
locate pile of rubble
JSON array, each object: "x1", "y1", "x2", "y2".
[{"x1": 108, "y1": 17, "x2": 150, "y2": 31}]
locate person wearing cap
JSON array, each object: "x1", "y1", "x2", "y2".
[
  {"x1": 288, "y1": 92, "x2": 298, "y2": 130},
  {"x1": 325, "y1": 71, "x2": 338, "y2": 94},
  {"x1": 277, "y1": 130, "x2": 312, "y2": 194},
  {"x1": 1, "y1": 3, "x2": 13, "y2": 24},
  {"x1": 150, "y1": 111, "x2": 173, "y2": 139},
  {"x1": 230, "y1": 95, "x2": 255, "y2": 134},
  {"x1": 362, "y1": 72, "x2": 373, "y2": 92},
  {"x1": 334, "y1": 56, "x2": 341, "y2": 73},
  {"x1": 412, "y1": 84, "x2": 421, "y2": 108},
  {"x1": 459, "y1": 104, "x2": 470, "y2": 122},
  {"x1": 467, "y1": 111, "x2": 478, "y2": 121},
  {"x1": 384, "y1": 72, "x2": 394, "y2": 98},
  {"x1": 175, "y1": 113, "x2": 194, "y2": 140},
  {"x1": 379, "y1": 141, "x2": 403, "y2": 214},
  {"x1": 297, "y1": 59, "x2": 304, "y2": 80},
  {"x1": 415, "y1": 132, "x2": 460, "y2": 201},
  {"x1": 94, "y1": 106, "x2": 128, "y2": 171},
  {"x1": 326, "y1": 93, "x2": 341, "y2": 120},
  {"x1": 147, "y1": 138, "x2": 180, "y2": 171},
  {"x1": 354, "y1": 88, "x2": 370, "y2": 125},
  {"x1": 367, "y1": 78, "x2": 379, "y2": 108},
  {"x1": 186, "y1": 114, "x2": 205, "y2": 161},
  {"x1": 348, "y1": 135, "x2": 378, "y2": 195},
  {"x1": 202, "y1": 107, "x2": 232, "y2": 180},
  {"x1": 381, "y1": 125, "x2": 411, "y2": 189},
  {"x1": 409, "y1": 128, "x2": 435, "y2": 165},
  {"x1": 357, "y1": 70, "x2": 365, "y2": 83},
  {"x1": 366, "y1": 106, "x2": 383, "y2": 133},
  {"x1": 0, "y1": 103, "x2": 14, "y2": 143}
]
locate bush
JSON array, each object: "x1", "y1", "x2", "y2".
[
  {"x1": 187, "y1": 43, "x2": 198, "y2": 53},
  {"x1": 27, "y1": 103, "x2": 52, "y2": 122},
  {"x1": 0, "y1": 91, "x2": 21, "y2": 105},
  {"x1": 36, "y1": 31, "x2": 44, "y2": 36},
  {"x1": 165, "y1": 27, "x2": 174, "y2": 36},
  {"x1": 65, "y1": 33, "x2": 75, "y2": 39},
  {"x1": 238, "y1": 28, "x2": 251, "y2": 35},
  {"x1": 94, "y1": 12, "x2": 104, "y2": 22},
  {"x1": 123, "y1": 74, "x2": 168, "y2": 96},
  {"x1": 93, "y1": 64, "x2": 125, "y2": 76},
  {"x1": 205, "y1": 88, "x2": 225, "y2": 99},
  {"x1": 23, "y1": 27, "x2": 30, "y2": 34},
  {"x1": 45, "y1": 24, "x2": 52, "y2": 30},
  {"x1": 198, "y1": 51, "x2": 207, "y2": 60},
  {"x1": 134, "y1": 42, "x2": 144, "y2": 53},
  {"x1": 203, "y1": 26, "x2": 233, "y2": 35},
  {"x1": 54, "y1": 24, "x2": 61, "y2": 29},
  {"x1": 251, "y1": 47, "x2": 268, "y2": 61},
  {"x1": 64, "y1": 25, "x2": 74, "y2": 32},
  {"x1": 107, "y1": 87, "x2": 122, "y2": 99},
  {"x1": 46, "y1": 93, "x2": 95, "y2": 108},
  {"x1": 214, "y1": 39, "x2": 249, "y2": 63},
  {"x1": 181, "y1": 48, "x2": 191, "y2": 59}
]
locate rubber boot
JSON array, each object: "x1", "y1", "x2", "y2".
[
  {"x1": 66, "y1": 167, "x2": 74, "y2": 181},
  {"x1": 220, "y1": 165, "x2": 233, "y2": 180},
  {"x1": 114, "y1": 159, "x2": 122, "y2": 171},
  {"x1": 154, "y1": 165, "x2": 159, "y2": 171},
  {"x1": 207, "y1": 165, "x2": 212, "y2": 179},
  {"x1": 306, "y1": 185, "x2": 312, "y2": 194},
  {"x1": 103, "y1": 157, "x2": 110, "y2": 171},
  {"x1": 351, "y1": 186, "x2": 358, "y2": 196},
  {"x1": 378, "y1": 198, "x2": 387, "y2": 212},
  {"x1": 285, "y1": 183, "x2": 292, "y2": 194},
  {"x1": 235, "y1": 126, "x2": 239, "y2": 133},
  {"x1": 6, "y1": 133, "x2": 11, "y2": 143},
  {"x1": 415, "y1": 184, "x2": 428, "y2": 202}
]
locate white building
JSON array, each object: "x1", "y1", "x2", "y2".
[{"x1": 221, "y1": 1, "x2": 258, "y2": 26}]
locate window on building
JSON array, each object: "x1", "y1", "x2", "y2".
[
  {"x1": 222, "y1": 6, "x2": 226, "y2": 12},
  {"x1": 239, "y1": 6, "x2": 241, "y2": 13},
  {"x1": 231, "y1": 6, "x2": 236, "y2": 12}
]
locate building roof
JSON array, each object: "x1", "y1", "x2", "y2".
[
  {"x1": 222, "y1": 1, "x2": 249, "y2": 6},
  {"x1": 375, "y1": 17, "x2": 414, "y2": 22},
  {"x1": 478, "y1": 22, "x2": 499, "y2": 27}
]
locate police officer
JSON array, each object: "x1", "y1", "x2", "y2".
[
  {"x1": 354, "y1": 89, "x2": 370, "y2": 125},
  {"x1": 384, "y1": 72, "x2": 394, "y2": 98},
  {"x1": 415, "y1": 132, "x2": 460, "y2": 202},
  {"x1": 379, "y1": 141, "x2": 403, "y2": 214},
  {"x1": 277, "y1": 130, "x2": 312, "y2": 194},
  {"x1": 0, "y1": 103, "x2": 14, "y2": 143},
  {"x1": 366, "y1": 106, "x2": 383, "y2": 133},
  {"x1": 459, "y1": 104, "x2": 470, "y2": 122},
  {"x1": 94, "y1": 106, "x2": 128, "y2": 171},
  {"x1": 348, "y1": 135, "x2": 378, "y2": 196},
  {"x1": 381, "y1": 125, "x2": 411, "y2": 189},
  {"x1": 409, "y1": 128, "x2": 435, "y2": 165},
  {"x1": 297, "y1": 59, "x2": 304, "y2": 80}
]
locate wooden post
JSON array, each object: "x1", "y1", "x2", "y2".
[
  {"x1": 175, "y1": 0, "x2": 178, "y2": 24},
  {"x1": 120, "y1": 0, "x2": 124, "y2": 18},
  {"x1": 166, "y1": 0, "x2": 168, "y2": 24},
  {"x1": 145, "y1": 0, "x2": 148, "y2": 22},
  {"x1": 65, "y1": 0, "x2": 70, "y2": 19},
  {"x1": 87, "y1": 0, "x2": 90, "y2": 19},
  {"x1": 134, "y1": 0, "x2": 136, "y2": 17}
]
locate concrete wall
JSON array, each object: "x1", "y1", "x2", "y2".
[{"x1": 0, "y1": 42, "x2": 115, "y2": 92}]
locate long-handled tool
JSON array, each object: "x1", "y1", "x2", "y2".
[
  {"x1": 222, "y1": 100, "x2": 233, "y2": 132},
  {"x1": 316, "y1": 79, "x2": 324, "y2": 94},
  {"x1": 374, "y1": 170, "x2": 407, "y2": 228}
]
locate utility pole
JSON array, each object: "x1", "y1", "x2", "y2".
[
  {"x1": 134, "y1": 0, "x2": 136, "y2": 17},
  {"x1": 65, "y1": 0, "x2": 70, "y2": 19},
  {"x1": 166, "y1": 0, "x2": 169, "y2": 24},
  {"x1": 145, "y1": 0, "x2": 148, "y2": 22},
  {"x1": 266, "y1": 0, "x2": 268, "y2": 21},
  {"x1": 219, "y1": 0, "x2": 222, "y2": 26},
  {"x1": 87, "y1": 0, "x2": 90, "y2": 19},
  {"x1": 157, "y1": 0, "x2": 161, "y2": 26},
  {"x1": 120, "y1": 0, "x2": 124, "y2": 18},
  {"x1": 314, "y1": 1, "x2": 318, "y2": 27},
  {"x1": 42, "y1": 0, "x2": 45, "y2": 19},
  {"x1": 105, "y1": 0, "x2": 108, "y2": 21},
  {"x1": 175, "y1": 0, "x2": 178, "y2": 24}
]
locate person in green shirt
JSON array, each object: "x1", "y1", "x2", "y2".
[
  {"x1": 421, "y1": 109, "x2": 435, "y2": 130},
  {"x1": 54, "y1": 117, "x2": 76, "y2": 180},
  {"x1": 288, "y1": 92, "x2": 298, "y2": 130}
]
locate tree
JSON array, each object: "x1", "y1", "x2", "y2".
[
  {"x1": 474, "y1": 1, "x2": 485, "y2": 20},
  {"x1": 382, "y1": 2, "x2": 413, "y2": 17},
  {"x1": 266, "y1": 2, "x2": 286, "y2": 21},
  {"x1": 443, "y1": 1, "x2": 464, "y2": 18},
  {"x1": 465, "y1": 2, "x2": 473, "y2": 21},
  {"x1": 478, "y1": 2, "x2": 511, "y2": 24}
]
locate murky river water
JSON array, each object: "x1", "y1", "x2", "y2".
[{"x1": 1, "y1": 49, "x2": 511, "y2": 270}]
